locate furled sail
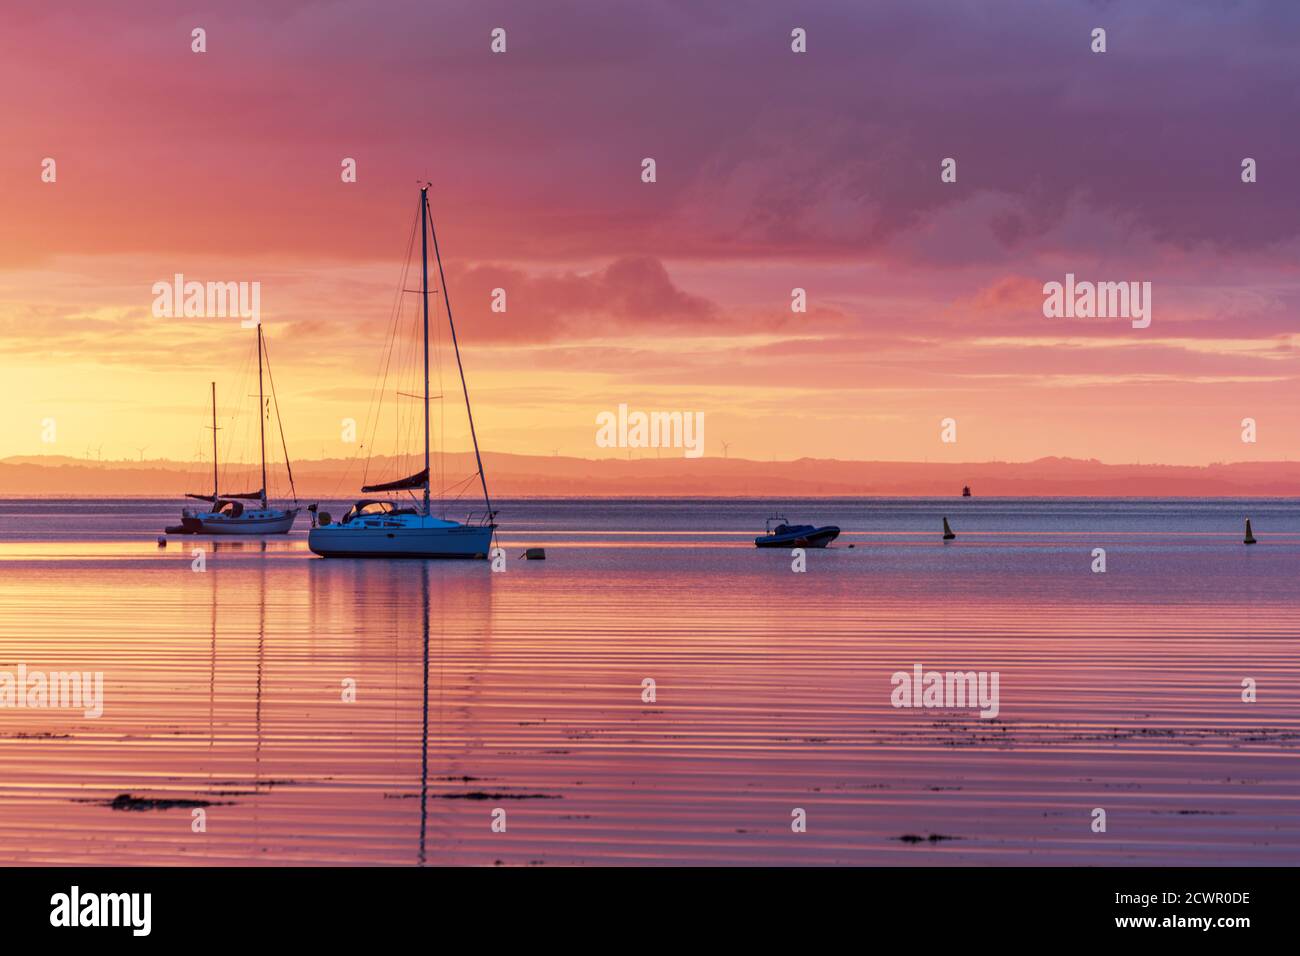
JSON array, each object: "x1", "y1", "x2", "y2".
[
  {"x1": 221, "y1": 489, "x2": 266, "y2": 500},
  {"x1": 362, "y1": 469, "x2": 428, "y2": 493}
]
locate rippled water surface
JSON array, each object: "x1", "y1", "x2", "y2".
[{"x1": 0, "y1": 497, "x2": 1297, "y2": 865}]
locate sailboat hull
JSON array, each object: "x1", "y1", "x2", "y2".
[
  {"x1": 196, "y1": 509, "x2": 299, "y2": 535},
  {"x1": 307, "y1": 524, "x2": 493, "y2": 559}
]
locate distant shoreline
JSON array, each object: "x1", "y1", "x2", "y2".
[{"x1": 3, "y1": 454, "x2": 1297, "y2": 498}]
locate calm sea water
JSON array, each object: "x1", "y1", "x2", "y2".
[{"x1": 0, "y1": 497, "x2": 1297, "y2": 865}]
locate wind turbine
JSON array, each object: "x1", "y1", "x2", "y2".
[
  {"x1": 721, "y1": 439, "x2": 731, "y2": 459},
  {"x1": 135, "y1": 446, "x2": 149, "y2": 462}
]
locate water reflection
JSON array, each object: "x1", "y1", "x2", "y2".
[
  {"x1": 1, "y1": 497, "x2": 1297, "y2": 865},
  {"x1": 418, "y1": 563, "x2": 429, "y2": 865},
  {"x1": 302, "y1": 557, "x2": 494, "y2": 864}
]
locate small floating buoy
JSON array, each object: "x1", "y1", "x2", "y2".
[
  {"x1": 156, "y1": 536, "x2": 167, "y2": 547},
  {"x1": 1244, "y1": 518, "x2": 1256, "y2": 545},
  {"x1": 519, "y1": 548, "x2": 546, "y2": 560},
  {"x1": 942, "y1": 517, "x2": 956, "y2": 541}
]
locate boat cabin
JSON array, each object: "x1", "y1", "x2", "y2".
[{"x1": 340, "y1": 500, "x2": 419, "y2": 526}]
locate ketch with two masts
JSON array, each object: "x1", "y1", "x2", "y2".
[{"x1": 168, "y1": 325, "x2": 300, "y2": 535}]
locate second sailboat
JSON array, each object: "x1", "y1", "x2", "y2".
[{"x1": 170, "y1": 325, "x2": 300, "y2": 535}]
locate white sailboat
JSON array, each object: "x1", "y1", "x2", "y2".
[
  {"x1": 307, "y1": 185, "x2": 497, "y2": 559},
  {"x1": 169, "y1": 326, "x2": 301, "y2": 535}
]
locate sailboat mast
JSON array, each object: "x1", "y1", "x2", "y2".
[
  {"x1": 427, "y1": 193, "x2": 493, "y2": 518},
  {"x1": 420, "y1": 186, "x2": 431, "y2": 517},
  {"x1": 211, "y1": 381, "x2": 218, "y2": 504},
  {"x1": 257, "y1": 324, "x2": 268, "y2": 509}
]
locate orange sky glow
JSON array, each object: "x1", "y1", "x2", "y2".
[{"x1": 2, "y1": 2, "x2": 1298, "y2": 470}]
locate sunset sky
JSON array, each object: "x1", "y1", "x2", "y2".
[{"x1": 2, "y1": 0, "x2": 1298, "y2": 468}]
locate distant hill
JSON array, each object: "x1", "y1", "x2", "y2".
[{"x1": 1, "y1": 453, "x2": 1297, "y2": 497}]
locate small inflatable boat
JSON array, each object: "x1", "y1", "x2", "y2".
[{"x1": 755, "y1": 516, "x2": 840, "y2": 548}]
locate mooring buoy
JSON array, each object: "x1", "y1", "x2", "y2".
[
  {"x1": 942, "y1": 517, "x2": 956, "y2": 541},
  {"x1": 1244, "y1": 518, "x2": 1256, "y2": 545},
  {"x1": 156, "y1": 536, "x2": 167, "y2": 547}
]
